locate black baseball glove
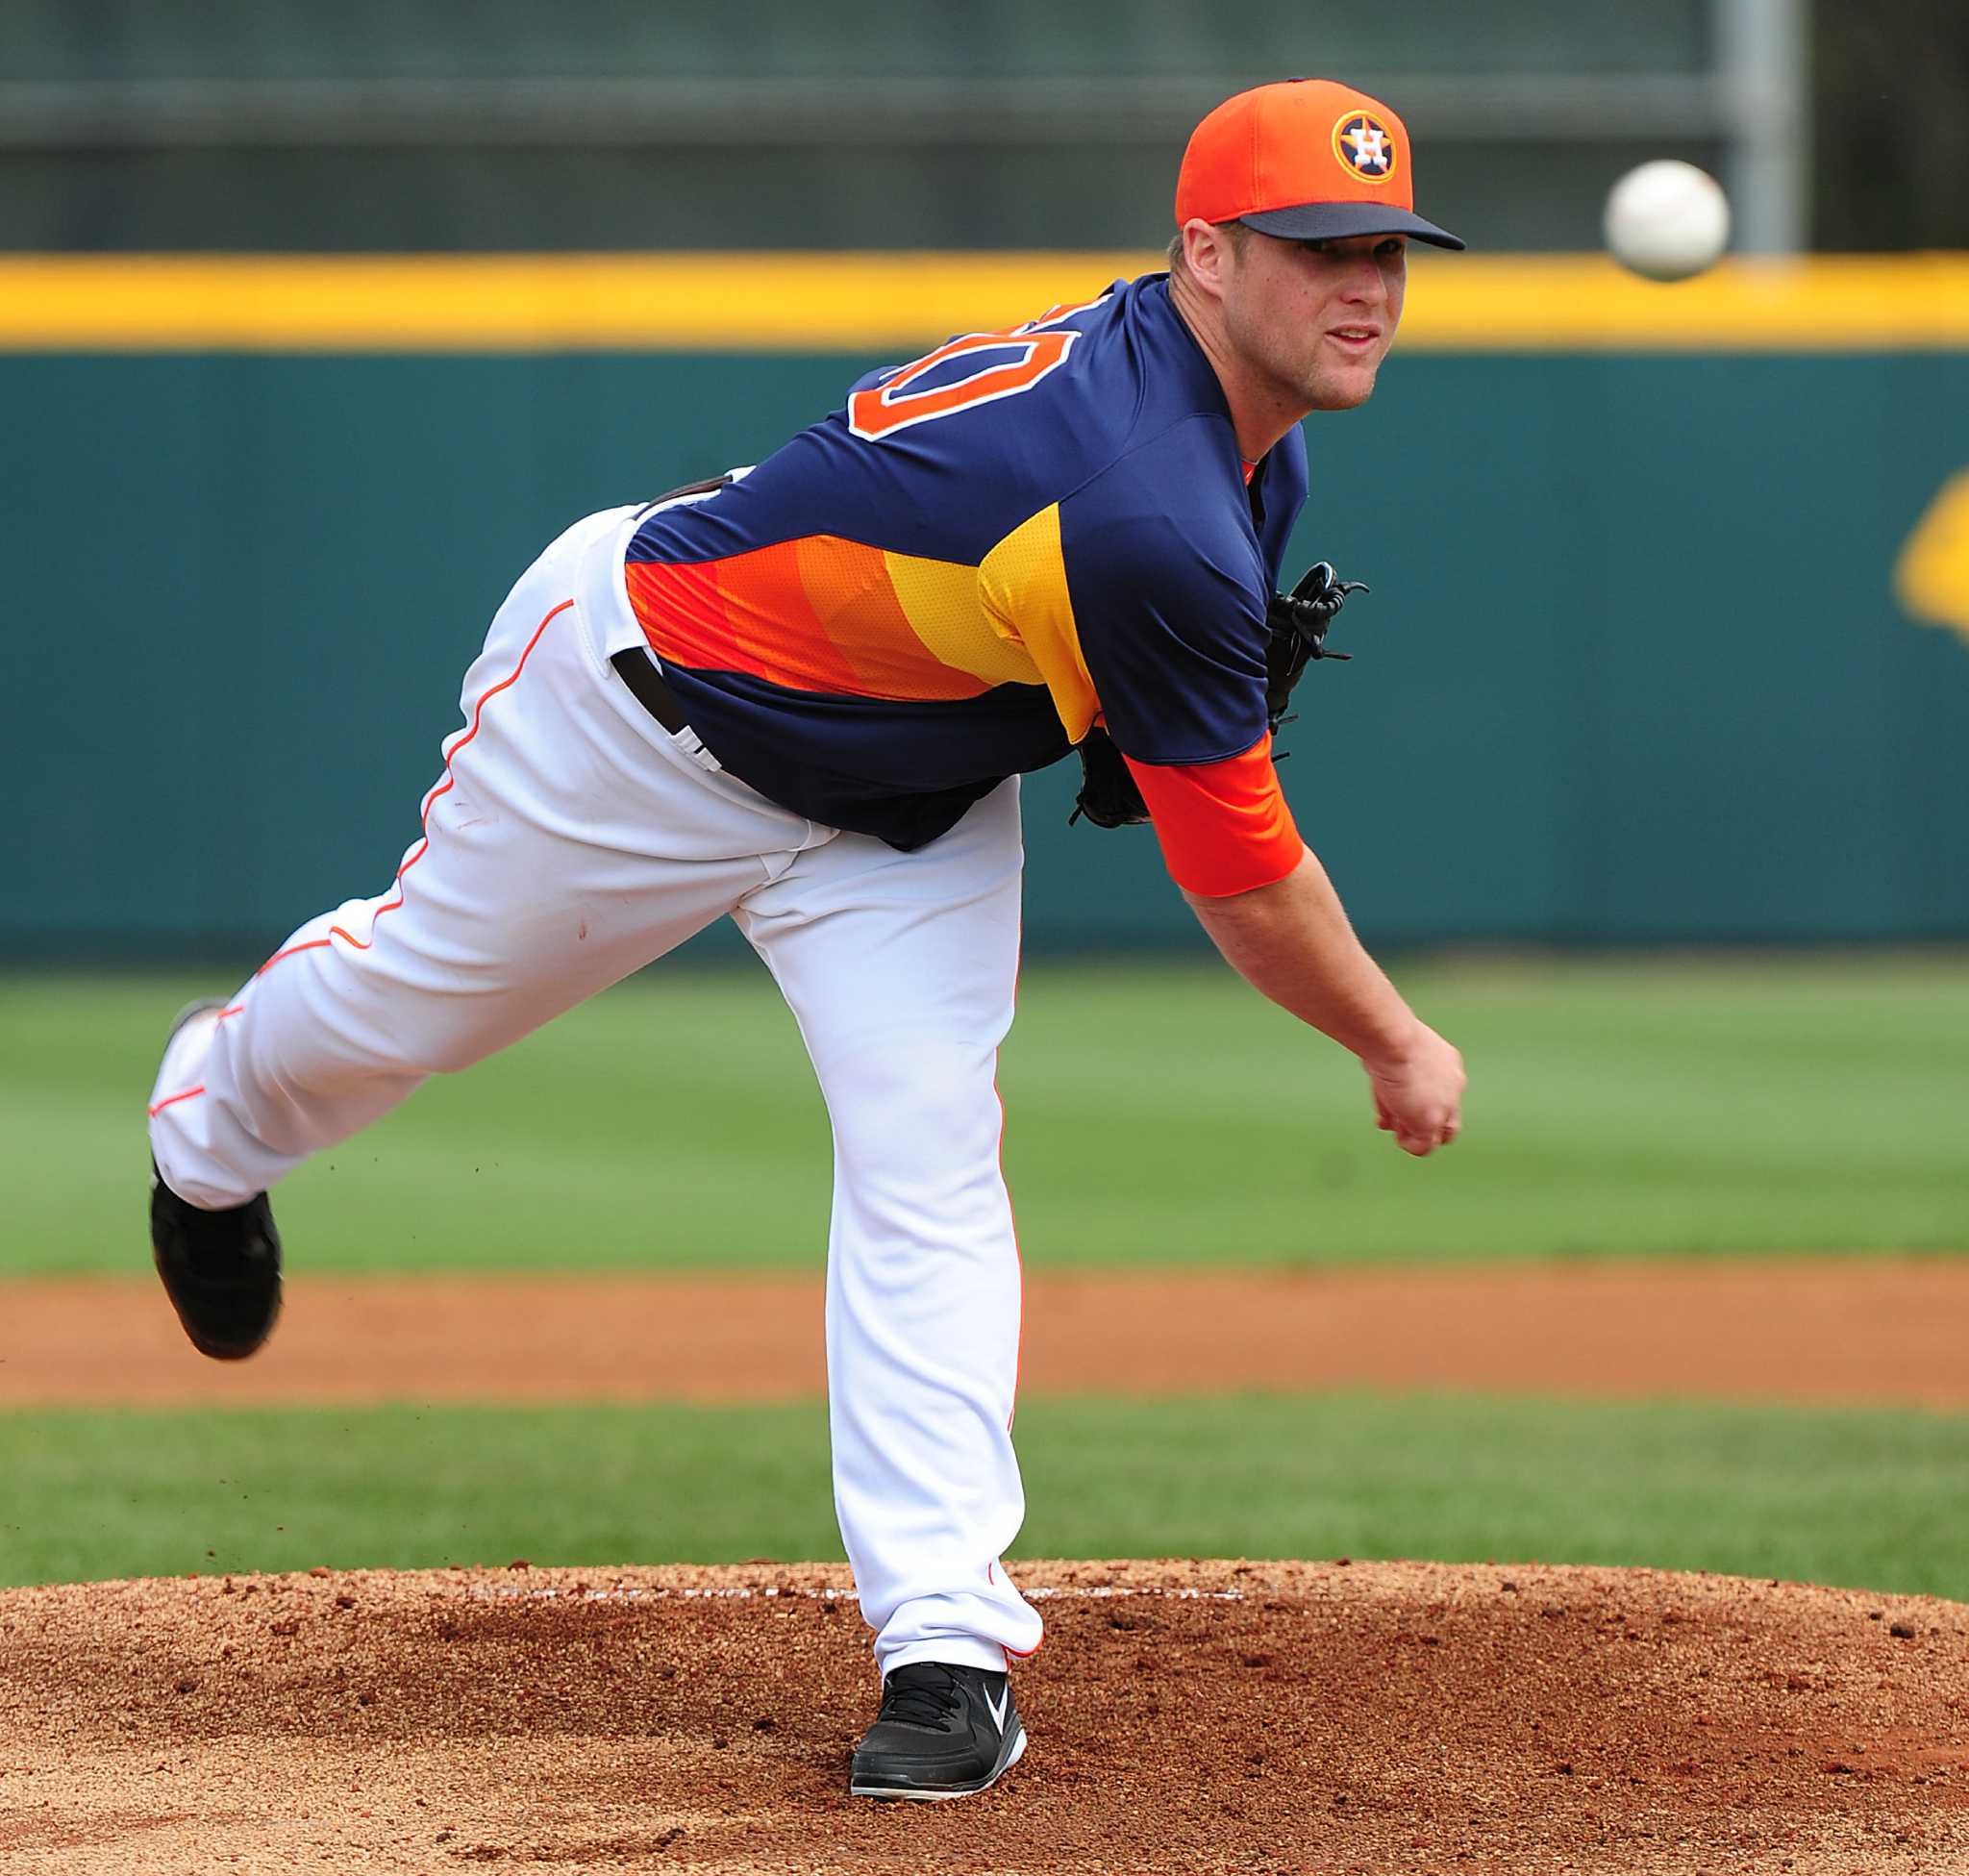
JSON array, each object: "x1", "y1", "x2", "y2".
[
  {"x1": 1264, "y1": 560, "x2": 1368, "y2": 738},
  {"x1": 1068, "y1": 560, "x2": 1368, "y2": 827},
  {"x1": 1066, "y1": 723, "x2": 1149, "y2": 828}
]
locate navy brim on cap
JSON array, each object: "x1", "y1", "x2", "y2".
[{"x1": 1240, "y1": 202, "x2": 1465, "y2": 250}]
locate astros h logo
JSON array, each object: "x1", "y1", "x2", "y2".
[{"x1": 1332, "y1": 112, "x2": 1397, "y2": 184}]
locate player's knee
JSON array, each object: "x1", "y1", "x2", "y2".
[
  {"x1": 416, "y1": 1032, "x2": 501, "y2": 1076},
  {"x1": 824, "y1": 1040, "x2": 999, "y2": 1177}
]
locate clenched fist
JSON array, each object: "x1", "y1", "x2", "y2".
[{"x1": 1363, "y1": 1022, "x2": 1465, "y2": 1157}]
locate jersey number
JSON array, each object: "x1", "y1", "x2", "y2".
[{"x1": 846, "y1": 294, "x2": 1109, "y2": 442}]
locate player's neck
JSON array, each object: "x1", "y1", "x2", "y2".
[{"x1": 1167, "y1": 269, "x2": 1309, "y2": 464}]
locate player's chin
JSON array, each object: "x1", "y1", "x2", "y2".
[
  {"x1": 1303, "y1": 352, "x2": 1383, "y2": 410},
  {"x1": 1305, "y1": 367, "x2": 1381, "y2": 412}
]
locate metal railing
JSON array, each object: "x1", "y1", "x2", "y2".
[{"x1": 0, "y1": 0, "x2": 1807, "y2": 249}]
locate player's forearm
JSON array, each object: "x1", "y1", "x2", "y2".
[{"x1": 1184, "y1": 846, "x2": 1422, "y2": 1065}]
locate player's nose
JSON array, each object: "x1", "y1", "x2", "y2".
[{"x1": 1335, "y1": 253, "x2": 1389, "y2": 305}]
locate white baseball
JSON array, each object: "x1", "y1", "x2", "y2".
[{"x1": 1604, "y1": 161, "x2": 1731, "y2": 283}]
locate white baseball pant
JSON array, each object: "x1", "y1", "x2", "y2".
[{"x1": 147, "y1": 504, "x2": 1045, "y2": 1675}]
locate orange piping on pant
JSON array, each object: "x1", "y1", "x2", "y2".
[
  {"x1": 151, "y1": 598, "x2": 576, "y2": 1114},
  {"x1": 256, "y1": 598, "x2": 574, "y2": 976}
]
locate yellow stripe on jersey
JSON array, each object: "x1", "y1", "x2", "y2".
[
  {"x1": 979, "y1": 504, "x2": 1098, "y2": 743},
  {"x1": 882, "y1": 549, "x2": 1042, "y2": 688}
]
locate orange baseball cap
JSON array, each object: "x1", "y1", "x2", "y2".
[{"x1": 1176, "y1": 78, "x2": 1464, "y2": 250}]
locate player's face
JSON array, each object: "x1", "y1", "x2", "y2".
[{"x1": 1223, "y1": 232, "x2": 1408, "y2": 411}]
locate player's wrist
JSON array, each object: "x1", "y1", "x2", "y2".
[{"x1": 1355, "y1": 1013, "x2": 1431, "y2": 1076}]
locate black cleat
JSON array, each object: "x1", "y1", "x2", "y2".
[
  {"x1": 848, "y1": 1662, "x2": 1026, "y2": 1801},
  {"x1": 150, "y1": 1000, "x2": 283, "y2": 1361}
]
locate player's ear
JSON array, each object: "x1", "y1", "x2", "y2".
[{"x1": 1179, "y1": 218, "x2": 1235, "y2": 300}]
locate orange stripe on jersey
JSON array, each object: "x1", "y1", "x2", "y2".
[
  {"x1": 1122, "y1": 736, "x2": 1304, "y2": 896},
  {"x1": 629, "y1": 550, "x2": 863, "y2": 691},
  {"x1": 627, "y1": 541, "x2": 995, "y2": 700},
  {"x1": 792, "y1": 535, "x2": 992, "y2": 699}
]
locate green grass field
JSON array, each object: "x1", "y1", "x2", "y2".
[
  {"x1": 5, "y1": 1393, "x2": 1967, "y2": 1598},
  {"x1": 6, "y1": 957, "x2": 1966, "y2": 1595},
  {"x1": 8, "y1": 955, "x2": 1968, "y2": 1277}
]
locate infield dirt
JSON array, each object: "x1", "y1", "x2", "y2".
[
  {"x1": 5, "y1": 1259, "x2": 1968, "y2": 1407},
  {"x1": 8, "y1": 1263, "x2": 1967, "y2": 1870},
  {"x1": 4, "y1": 1559, "x2": 1967, "y2": 1875}
]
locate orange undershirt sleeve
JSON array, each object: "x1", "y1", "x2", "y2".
[{"x1": 1121, "y1": 735, "x2": 1305, "y2": 897}]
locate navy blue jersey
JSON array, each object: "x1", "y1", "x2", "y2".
[{"x1": 624, "y1": 273, "x2": 1309, "y2": 848}]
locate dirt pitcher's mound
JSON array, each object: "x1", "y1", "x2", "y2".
[{"x1": 3, "y1": 1562, "x2": 1968, "y2": 1876}]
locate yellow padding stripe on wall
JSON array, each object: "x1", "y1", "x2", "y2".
[{"x1": 2, "y1": 252, "x2": 1967, "y2": 352}]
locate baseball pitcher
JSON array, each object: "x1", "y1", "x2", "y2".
[{"x1": 147, "y1": 78, "x2": 1467, "y2": 1800}]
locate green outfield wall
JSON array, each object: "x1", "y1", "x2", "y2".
[{"x1": 7, "y1": 257, "x2": 1968, "y2": 957}]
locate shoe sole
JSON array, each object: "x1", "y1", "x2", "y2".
[{"x1": 849, "y1": 1722, "x2": 1026, "y2": 1801}]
